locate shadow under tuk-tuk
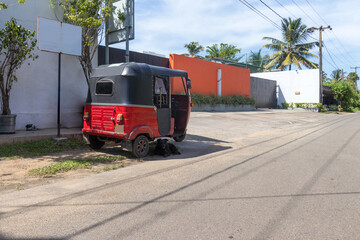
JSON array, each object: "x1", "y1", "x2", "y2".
[
  {"x1": 97, "y1": 134, "x2": 231, "y2": 161},
  {"x1": 145, "y1": 134, "x2": 232, "y2": 161}
]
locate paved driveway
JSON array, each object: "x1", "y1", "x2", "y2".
[{"x1": 1, "y1": 110, "x2": 359, "y2": 239}]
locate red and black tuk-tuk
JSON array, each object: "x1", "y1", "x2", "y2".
[{"x1": 82, "y1": 62, "x2": 192, "y2": 158}]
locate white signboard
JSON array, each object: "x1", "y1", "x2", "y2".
[
  {"x1": 37, "y1": 17, "x2": 82, "y2": 56},
  {"x1": 108, "y1": 0, "x2": 134, "y2": 44}
]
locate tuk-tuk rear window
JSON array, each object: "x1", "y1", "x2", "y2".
[{"x1": 96, "y1": 80, "x2": 114, "y2": 95}]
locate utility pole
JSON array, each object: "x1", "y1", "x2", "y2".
[
  {"x1": 308, "y1": 25, "x2": 332, "y2": 104},
  {"x1": 350, "y1": 66, "x2": 360, "y2": 74}
]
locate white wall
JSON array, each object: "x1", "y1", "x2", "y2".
[
  {"x1": 0, "y1": 0, "x2": 90, "y2": 130},
  {"x1": 251, "y1": 69, "x2": 320, "y2": 105}
]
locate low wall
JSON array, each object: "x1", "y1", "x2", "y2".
[{"x1": 191, "y1": 104, "x2": 255, "y2": 112}]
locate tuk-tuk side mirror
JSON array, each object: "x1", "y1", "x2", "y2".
[{"x1": 187, "y1": 78, "x2": 192, "y2": 89}]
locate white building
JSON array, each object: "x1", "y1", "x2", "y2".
[
  {"x1": 251, "y1": 69, "x2": 320, "y2": 106},
  {"x1": 0, "y1": 0, "x2": 90, "y2": 130}
]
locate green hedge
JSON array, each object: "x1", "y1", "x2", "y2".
[{"x1": 191, "y1": 93, "x2": 255, "y2": 106}]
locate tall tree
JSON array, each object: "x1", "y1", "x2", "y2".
[
  {"x1": 263, "y1": 18, "x2": 318, "y2": 71},
  {"x1": 183, "y1": 42, "x2": 204, "y2": 58},
  {"x1": 247, "y1": 49, "x2": 269, "y2": 72},
  {"x1": 331, "y1": 69, "x2": 346, "y2": 82},
  {"x1": 347, "y1": 72, "x2": 359, "y2": 90},
  {"x1": 50, "y1": 0, "x2": 114, "y2": 86},
  {"x1": 205, "y1": 43, "x2": 244, "y2": 61}
]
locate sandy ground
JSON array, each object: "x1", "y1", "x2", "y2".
[{"x1": 0, "y1": 146, "x2": 142, "y2": 194}]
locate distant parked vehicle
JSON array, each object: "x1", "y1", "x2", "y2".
[{"x1": 82, "y1": 62, "x2": 192, "y2": 158}]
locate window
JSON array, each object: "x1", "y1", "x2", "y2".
[
  {"x1": 154, "y1": 77, "x2": 167, "y2": 94},
  {"x1": 153, "y1": 76, "x2": 168, "y2": 107},
  {"x1": 96, "y1": 80, "x2": 114, "y2": 95}
]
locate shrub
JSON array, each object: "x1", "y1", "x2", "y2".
[
  {"x1": 191, "y1": 93, "x2": 255, "y2": 106},
  {"x1": 325, "y1": 81, "x2": 359, "y2": 112},
  {"x1": 281, "y1": 102, "x2": 289, "y2": 109}
]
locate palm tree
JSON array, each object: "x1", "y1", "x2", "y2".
[
  {"x1": 183, "y1": 42, "x2": 204, "y2": 58},
  {"x1": 205, "y1": 43, "x2": 244, "y2": 61},
  {"x1": 247, "y1": 49, "x2": 269, "y2": 72},
  {"x1": 331, "y1": 69, "x2": 346, "y2": 81},
  {"x1": 263, "y1": 18, "x2": 318, "y2": 71}
]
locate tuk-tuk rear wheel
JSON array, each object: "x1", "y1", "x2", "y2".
[
  {"x1": 132, "y1": 135, "x2": 149, "y2": 158},
  {"x1": 88, "y1": 135, "x2": 105, "y2": 150}
]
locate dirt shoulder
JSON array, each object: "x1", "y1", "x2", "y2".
[{"x1": 0, "y1": 146, "x2": 142, "y2": 194}]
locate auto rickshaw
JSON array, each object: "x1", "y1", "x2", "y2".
[{"x1": 82, "y1": 62, "x2": 192, "y2": 158}]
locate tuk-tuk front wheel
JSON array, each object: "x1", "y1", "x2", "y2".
[
  {"x1": 88, "y1": 135, "x2": 105, "y2": 150},
  {"x1": 174, "y1": 133, "x2": 186, "y2": 142},
  {"x1": 132, "y1": 135, "x2": 149, "y2": 158}
]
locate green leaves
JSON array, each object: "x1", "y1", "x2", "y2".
[
  {"x1": 263, "y1": 17, "x2": 318, "y2": 71},
  {"x1": 184, "y1": 42, "x2": 204, "y2": 58},
  {"x1": 325, "y1": 80, "x2": 359, "y2": 111},
  {"x1": 0, "y1": 0, "x2": 25, "y2": 10},
  {"x1": 0, "y1": 17, "x2": 37, "y2": 115},
  {"x1": 50, "y1": 0, "x2": 115, "y2": 84},
  {"x1": 205, "y1": 43, "x2": 243, "y2": 61}
]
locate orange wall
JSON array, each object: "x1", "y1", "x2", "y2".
[{"x1": 169, "y1": 54, "x2": 250, "y2": 97}]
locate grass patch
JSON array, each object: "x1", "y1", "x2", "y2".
[
  {"x1": 102, "y1": 163, "x2": 125, "y2": 172},
  {"x1": 28, "y1": 155, "x2": 125, "y2": 176},
  {"x1": 0, "y1": 139, "x2": 87, "y2": 158}
]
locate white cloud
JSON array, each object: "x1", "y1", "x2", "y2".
[{"x1": 113, "y1": 0, "x2": 360, "y2": 74}]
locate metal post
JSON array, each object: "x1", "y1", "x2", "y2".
[
  {"x1": 57, "y1": 53, "x2": 61, "y2": 138},
  {"x1": 105, "y1": 18, "x2": 110, "y2": 65},
  {"x1": 125, "y1": 0, "x2": 130, "y2": 62},
  {"x1": 217, "y1": 69, "x2": 222, "y2": 96}
]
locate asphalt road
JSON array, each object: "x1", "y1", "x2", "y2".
[{"x1": 1, "y1": 111, "x2": 360, "y2": 240}]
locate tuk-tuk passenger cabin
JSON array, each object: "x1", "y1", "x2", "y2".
[{"x1": 82, "y1": 62, "x2": 192, "y2": 157}]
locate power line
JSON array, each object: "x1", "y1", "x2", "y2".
[
  {"x1": 259, "y1": 0, "x2": 283, "y2": 20},
  {"x1": 299, "y1": 0, "x2": 359, "y2": 66},
  {"x1": 237, "y1": 0, "x2": 282, "y2": 30},
  {"x1": 323, "y1": 32, "x2": 354, "y2": 66},
  {"x1": 272, "y1": 0, "x2": 296, "y2": 18},
  {"x1": 303, "y1": 0, "x2": 328, "y2": 25},
  {"x1": 323, "y1": 43, "x2": 339, "y2": 69},
  {"x1": 290, "y1": 0, "x2": 319, "y2": 26}
]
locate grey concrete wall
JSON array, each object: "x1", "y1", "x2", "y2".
[{"x1": 250, "y1": 77, "x2": 277, "y2": 108}]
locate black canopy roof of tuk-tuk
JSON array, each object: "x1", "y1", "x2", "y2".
[
  {"x1": 87, "y1": 62, "x2": 188, "y2": 106},
  {"x1": 92, "y1": 62, "x2": 188, "y2": 78}
]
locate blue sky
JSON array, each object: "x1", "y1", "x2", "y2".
[{"x1": 111, "y1": 0, "x2": 360, "y2": 77}]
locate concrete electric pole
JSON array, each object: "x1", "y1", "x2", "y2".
[
  {"x1": 308, "y1": 25, "x2": 332, "y2": 104},
  {"x1": 350, "y1": 66, "x2": 360, "y2": 74}
]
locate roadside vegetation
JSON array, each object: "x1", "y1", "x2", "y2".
[
  {"x1": 28, "y1": 155, "x2": 125, "y2": 177},
  {"x1": 324, "y1": 69, "x2": 360, "y2": 112},
  {"x1": 191, "y1": 93, "x2": 255, "y2": 106},
  {"x1": 0, "y1": 139, "x2": 87, "y2": 158}
]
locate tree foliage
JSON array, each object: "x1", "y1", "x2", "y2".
[
  {"x1": 330, "y1": 69, "x2": 346, "y2": 82},
  {"x1": 247, "y1": 49, "x2": 269, "y2": 72},
  {"x1": 183, "y1": 42, "x2": 204, "y2": 58},
  {"x1": 205, "y1": 43, "x2": 243, "y2": 61},
  {"x1": 50, "y1": 0, "x2": 115, "y2": 85},
  {"x1": 0, "y1": 17, "x2": 37, "y2": 115},
  {"x1": 347, "y1": 72, "x2": 359, "y2": 90},
  {"x1": 0, "y1": 0, "x2": 25, "y2": 10},
  {"x1": 325, "y1": 80, "x2": 359, "y2": 111},
  {"x1": 263, "y1": 18, "x2": 318, "y2": 71}
]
